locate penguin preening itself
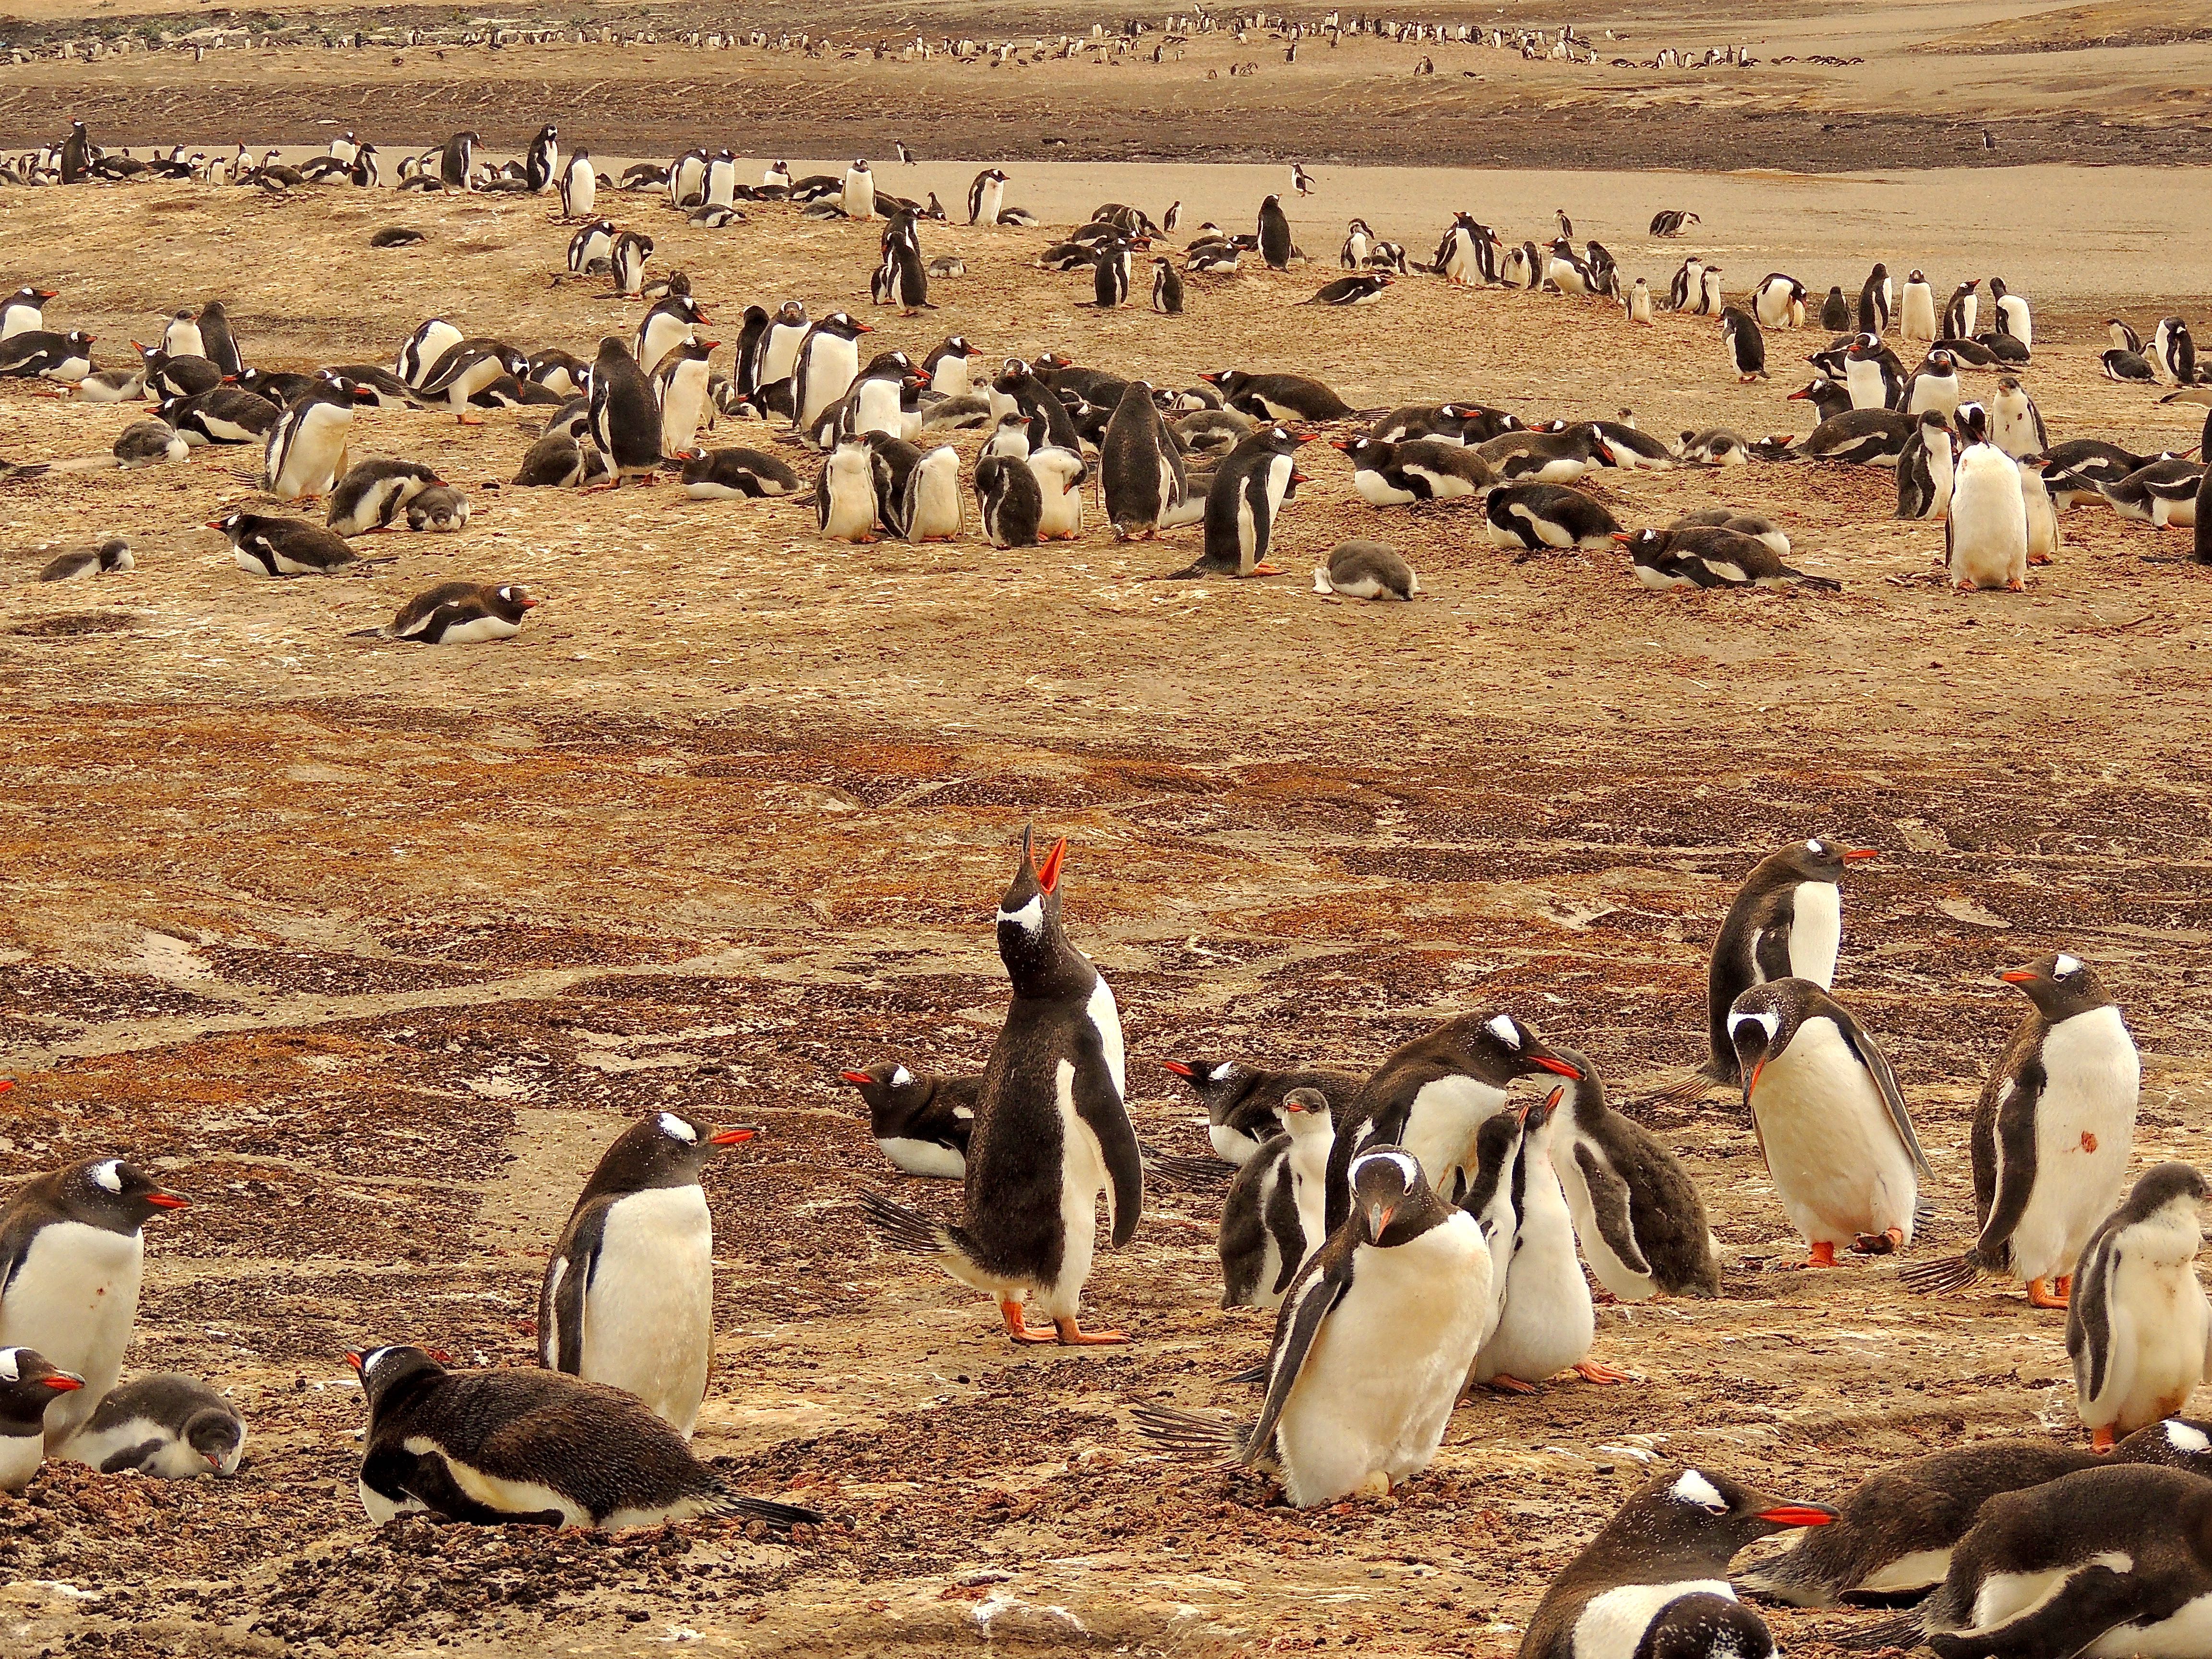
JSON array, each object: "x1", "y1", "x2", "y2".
[
  {"x1": 840, "y1": 1063, "x2": 977, "y2": 1180},
  {"x1": 1730, "y1": 978, "x2": 1933, "y2": 1265},
  {"x1": 861, "y1": 830, "x2": 1142, "y2": 1345},
  {"x1": 2068, "y1": 1161, "x2": 2212, "y2": 1448},
  {"x1": 1218, "y1": 1088, "x2": 1335, "y2": 1309},
  {"x1": 349, "y1": 1345, "x2": 820, "y2": 1530},
  {"x1": 1739, "y1": 1420, "x2": 2212, "y2": 1607},
  {"x1": 0, "y1": 1349, "x2": 82, "y2": 1491},
  {"x1": 539, "y1": 1109, "x2": 757, "y2": 1438},
  {"x1": 1163, "y1": 1058, "x2": 1370, "y2": 1166},
  {"x1": 0, "y1": 1158, "x2": 188, "y2": 1450},
  {"x1": 326, "y1": 458, "x2": 443, "y2": 534},
  {"x1": 62, "y1": 1373, "x2": 243, "y2": 1478},
  {"x1": 352, "y1": 582, "x2": 539, "y2": 645},
  {"x1": 1517, "y1": 1469, "x2": 1834, "y2": 1659},
  {"x1": 1858, "y1": 1463, "x2": 2212, "y2": 1657},
  {"x1": 1136, "y1": 1147, "x2": 1493, "y2": 1507},
  {"x1": 1903, "y1": 954, "x2": 2139, "y2": 1309},
  {"x1": 1541, "y1": 1048, "x2": 1721, "y2": 1300}
]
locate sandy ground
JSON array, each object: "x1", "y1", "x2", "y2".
[{"x1": 0, "y1": 115, "x2": 2211, "y2": 1659}]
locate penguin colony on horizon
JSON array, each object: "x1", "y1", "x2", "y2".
[{"x1": 6, "y1": 109, "x2": 2212, "y2": 1659}]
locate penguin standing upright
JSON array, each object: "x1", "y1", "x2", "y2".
[
  {"x1": 1720, "y1": 307, "x2": 1767, "y2": 381},
  {"x1": 1942, "y1": 276, "x2": 1980, "y2": 339},
  {"x1": 887, "y1": 215, "x2": 930, "y2": 315},
  {"x1": 842, "y1": 158, "x2": 876, "y2": 220},
  {"x1": 1896, "y1": 409, "x2": 1956, "y2": 521},
  {"x1": 1136, "y1": 1148, "x2": 1493, "y2": 1507},
  {"x1": 1626, "y1": 278, "x2": 1654, "y2": 325},
  {"x1": 525, "y1": 123, "x2": 558, "y2": 192},
  {"x1": 974, "y1": 455, "x2": 1044, "y2": 549},
  {"x1": 263, "y1": 377, "x2": 369, "y2": 501},
  {"x1": 198, "y1": 301, "x2": 243, "y2": 378},
  {"x1": 1992, "y1": 277, "x2": 2033, "y2": 349},
  {"x1": 558, "y1": 147, "x2": 597, "y2": 219},
  {"x1": 1175, "y1": 425, "x2": 1305, "y2": 578},
  {"x1": 1542, "y1": 1048, "x2": 1721, "y2": 1299},
  {"x1": 1845, "y1": 333, "x2": 1903, "y2": 411},
  {"x1": 1900, "y1": 270, "x2": 1938, "y2": 341},
  {"x1": 1218, "y1": 1088, "x2": 1335, "y2": 1309},
  {"x1": 2069, "y1": 1162, "x2": 2212, "y2": 1447},
  {"x1": 1667, "y1": 254, "x2": 1705, "y2": 313},
  {"x1": 654, "y1": 338, "x2": 717, "y2": 466},
  {"x1": 60, "y1": 120, "x2": 91, "y2": 185},
  {"x1": 0, "y1": 1159, "x2": 188, "y2": 1448},
  {"x1": 1859, "y1": 262, "x2": 1892, "y2": 334},
  {"x1": 1948, "y1": 402, "x2": 2028, "y2": 592},
  {"x1": 587, "y1": 336, "x2": 663, "y2": 486},
  {"x1": 439, "y1": 130, "x2": 479, "y2": 191},
  {"x1": 1518, "y1": 1470, "x2": 1835, "y2": 1659},
  {"x1": 1093, "y1": 237, "x2": 1134, "y2": 308},
  {"x1": 1730, "y1": 978, "x2": 1933, "y2": 1265},
  {"x1": 1820, "y1": 285, "x2": 1851, "y2": 330},
  {"x1": 349, "y1": 1346, "x2": 818, "y2": 1530},
  {"x1": 793, "y1": 312, "x2": 871, "y2": 432},
  {"x1": 861, "y1": 830, "x2": 1142, "y2": 1344},
  {"x1": 1258, "y1": 194, "x2": 1293, "y2": 270},
  {"x1": 0, "y1": 1349, "x2": 81, "y2": 1491},
  {"x1": 967, "y1": 167, "x2": 1008, "y2": 227},
  {"x1": 1151, "y1": 257, "x2": 1185, "y2": 314},
  {"x1": 758, "y1": 300, "x2": 810, "y2": 388},
  {"x1": 1101, "y1": 380, "x2": 1186, "y2": 540},
  {"x1": 539, "y1": 1109, "x2": 757, "y2": 1438},
  {"x1": 1905, "y1": 954, "x2": 2140, "y2": 1309}
]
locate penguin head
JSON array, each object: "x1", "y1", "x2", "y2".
[
  {"x1": 1346, "y1": 1147, "x2": 1432, "y2": 1244},
  {"x1": 1727, "y1": 982, "x2": 1815, "y2": 1094},
  {"x1": 1276, "y1": 1087, "x2": 1333, "y2": 1135},
  {"x1": 995, "y1": 825, "x2": 1088, "y2": 990},
  {"x1": 591, "y1": 1109, "x2": 758, "y2": 1196},
  {"x1": 1616, "y1": 527, "x2": 1672, "y2": 572},
  {"x1": 0, "y1": 1347, "x2": 83, "y2": 1420},
  {"x1": 182, "y1": 1404, "x2": 245, "y2": 1473},
  {"x1": 1998, "y1": 952, "x2": 2113, "y2": 1022},
  {"x1": 2113, "y1": 1162, "x2": 2212, "y2": 1237},
  {"x1": 1629, "y1": 1467, "x2": 1837, "y2": 1552},
  {"x1": 1334, "y1": 435, "x2": 1383, "y2": 462},
  {"x1": 61, "y1": 1157, "x2": 187, "y2": 1229},
  {"x1": 1459, "y1": 1112, "x2": 1524, "y2": 1226},
  {"x1": 488, "y1": 584, "x2": 537, "y2": 621},
  {"x1": 346, "y1": 1344, "x2": 446, "y2": 1408},
  {"x1": 1954, "y1": 402, "x2": 1989, "y2": 445},
  {"x1": 840, "y1": 1060, "x2": 929, "y2": 1114},
  {"x1": 1779, "y1": 835, "x2": 1878, "y2": 884},
  {"x1": 1457, "y1": 1011, "x2": 1582, "y2": 1086},
  {"x1": 1926, "y1": 349, "x2": 1957, "y2": 375},
  {"x1": 1159, "y1": 1057, "x2": 1242, "y2": 1102}
]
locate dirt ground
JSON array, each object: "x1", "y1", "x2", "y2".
[{"x1": 3, "y1": 19, "x2": 2212, "y2": 1657}]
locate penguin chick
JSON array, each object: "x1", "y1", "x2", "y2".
[
  {"x1": 2068, "y1": 1161, "x2": 2212, "y2": 1448},
  {"x1": 38, "y1": 538, "x2": 132, "y2": 581},
  {"x1": 405, "y1": 485, "x2": 470, "y2": 532},
  {"x1": 1217, "y1": 1089, "x2": 1335, "y2": 1310},
  {"x1": 62, "y1": 1373, "x2": 243, "y2": 1477},
  {"x1": 1313, "y1": 538, "x2": 1419, "y2": 600}
]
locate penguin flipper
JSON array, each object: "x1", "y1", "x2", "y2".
[
  {"x1": 2069, "y1": 1231, "x2": 2117, "y2": 1403},
  {"x1": 1834, "y1": 1005, "x2": 1934, "y2": 1179},
  {"x1": 1246, "y1": 1257, "x2": 1352, "y2": 1463},
  {"x1": 1081, "y1": 1082, "x2": 1145, "y2": 1249},
  {"x1": 541, "y1": 1205, "x2": 602, "y2": 1374},
  {"x1": 1926, "y1": 1564, "x2": 2164, "y2": 1659},
  {"x1": 1572, "y1": 1143, "x2": 1653, "y2": 1277},
  {"x1": 406, "y1": 1447, "x2": 562, "y2": 1526},
  {"x1": 1968, "y1": 1053, "x2": 2045, "y2": 1269}
]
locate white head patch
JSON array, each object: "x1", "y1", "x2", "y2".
[
  {"x1": 1670, "y1": 1469, "x2": 1727, "y2": 1511},
  {"x1": 0, "y1": 1349, "x2": 19, "y2": 1383},
  {"x1": 2055, "y1": 954, "x2": 2082, "y2": 978},
  {"x1": 90, "y1": 1159, "x2": 123, "y2": 1195},
  {"x1": 1487, "y1": 1014, "x2": 1522, "y2": 1050},
  {"x1": 997, "y1": 894, "x2": 1044, "y2": 935},
  {"x1": 1805, "y1": 838, "x2": 1823, "y2": 854},
  {"x1": 1730, "y1": 1009, "x2": 1781, "y2": 1044},
  {"x1": 657, "y1": 1112, "x2": 697, "y2": 1144},
  {"x1": 1210, "y1": 1062, "x2": 1241, "y2": 1082},
  {"x1": 889, "y1": 1065, "x2": 914, "y2": 1089},
  {"x1": 2166, "y1": 1419, "x2": 2212, "y2": 1454},
  {"x1": 1350, "y1": 1149, "x2": 1421, "y2": 1190}
]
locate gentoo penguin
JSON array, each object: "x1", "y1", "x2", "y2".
[
  {"x1": 1626, "y1": 277, "x2": 1655, "y2": 325},
  {"x1": 655, "y1": 337, "x2": 716, "y2": 456},
  {"x1": 1029, "y1": 446, "x2": 1085, "y2": 540},
  {"x1": 1942, "y1": 276, "x2": 1981, "y2": 340},
  {"x1": 1740, "y1": 1421, "x2": 2212, "y2": 1606},
  {"x1": 1468, "y1": 1087, "x2": 1621, "y2": 1393},
  {"x1": 2102, "y1": 454, "x2": 2207, "y2": 529},
  {"x1": 1478, "y1": 424, "x2": 1613, "y2": 482},
  {"x1": 1720, "y1": 307, "x2": 1767, "y2": 382},
  {"x1": 1820, "y1": 285, "x2": 1851, "y2": 331},
  {"x1": 635, "y1": 294, "x2": 706, "y2": 376},
  {"x1": 59, "y1": 120, "x2": 90, "y2": 185},
  {"x1": 1864, "y1": 1463, "x2": 2212, "y2": 1654},
  {"x1": 817, "y1": 438, "x2": 882, "y2": 542},
  {"x1": 1436, "y1": 213, "x2": 1495, "y2": 286},
  {"x1": 840, "y1": 1063, "x2": 977, "y2": 1179},
  {"x1": 348, "y1": 1346, "x2": 819, "y2": 1529},
  {"x1": 1667, "y1": 254, "x2": 1706, "y2": 313},
  {"x1": 967, "y1": 167, "x2": 1008, "y2": 226},
  {"x1": 1988, "y1": 375, "x2": 2048, "y2": 459},
  {"x1": 1948, "y1": 402, "x2": 2029, "y2": 591},
  {"x1": 1340, "y1": 217, "x2": 1374, "y2": 269},
  {"x1": 2021, "y1": 455, "x2": 2064, "y2": 565},
  {"x1": 1305, "y1": 272, "x2": 1391, "y2": 306},
  {"x1": 1795, "y1": 407, "x2": 1915, "y2": 467},
  {"x1": 62, "y1": 1373, "x2": 242, "y2": 1477},
  {"x1": 1753, "y1": 273, "x2": 1806, "y2": 329},
  {"x1": 1092, "y1": 237, "x2": 1135, "y2": 308},
  {"x1": 539, "y1": 1109, "x2": 756, "y2": 1438},
  {"x1": 38, "y1": 538, "x2": 133, "y2": 581},
  {"x1": 1698, "y1": 266, "x2": 1725, "y2": 316},
  {"x1": 886, "y1": 440, "x2": 963, "y2": 542},
  {"x1": 793, "y1": 313, "x2": 871, "y2": 432},
  {"x1": 0, "y1": 1159, "x2": 187, "y2": 1448},
  {"x1": 437, "y1": 129, "x2": 478, "y2": 191},
  {"x1": 159, "y1": 387, "x2": 278, "y2": 446},
  {"x1": 1845, "y1": 333, "x2": 1903, "y2": 411},
  {"x1": 841, "y1": 158, "x2": 876, "y2": 220},
  {"x1": 0, "y1": 286, "x2": 55, "y2": 340},
  {"x1": 568, "y1": 219, "x2": 614, "y2": 278},
  {"x1": 1900, "y1": 270, "x2": 1937, "y2": 341},
  {"x1": 1100, "y1": 380, "x2": 1187, "y2": 539},
  {"x1": 1151, "y1": 257, "x2": 1185, "y2": 314},
  {"x1": 1336, "y1": 436, "x2": 1492, "y2": 503},
  {"x1": 860, "y1": 829, "x2": 1143, "y2": 1345},
  {"x1": 1313, "y1": 538, "x2": 1419, "y2": 600},
  {"x1": 326, "y1": 457, "x2": 441, "y2": 534},
  {"x1": 1730, "y1": 978, "x2": 1932, "y2": 1264},
  {"x1": 1896, "y1": 409, "x2": 1957, "y2": 521},
  {"x1": 1517, "y1": 1469, "x2": 1834, "y2": 1659},
  {"x1": 1199, "y1": 368, "x2": 1353, "y2": 422},
  {"x1": 1619, "y1": 527, "x2": 1838, "y2": 592},
  {"x1": 1218, "y1": 1088, "x2": 1335, "y2": 1309},
  {"x1": 1541, "y1": 1049, "x2": 1720, "y2": 1299},
  {"x1": 611, "y1": 230, "x2": 654, "y2": 299},
  {"x1": 263, "y1": 377, "x2": 370, "y2": 502},
  {"x1": 1546, "y1": 240, "x2": 1595, "y2": 296},
  {"x1": 1322, "y1": 1011, "x2": 1580, "y2": 1232},
  {"x1": 974, "y1": 454, "x2": 1044, "y2": 549},
  {"x1": 1483, "y1": 483, "x2": 1621, "y2": 552},
  {"x1": 0, "y1": 1349, "x2": 80, "y2": 1491},
  {"x1": 587, "y1": 337, "x2": 662, "y2": 486},
  {"x1": 394, "y1": 317, "x2": 463, "y2": 389},
  {"x1": 983, "y1": 411, "x2": 1033, "y2": 460},
  {"x1": 557, "y1": 147, "x2": 596, "y2": 219},
  {"x1": 2068, "y1": 1162, "x2": 2212, "y2": 1447},
  {"x1": 1162, "y1": 1058, "x2": 1370, "y2": 1166},
  {"x1": 680, "y1": 446, "x2": 801, "y2": 499},
  {"x1": 1905, "y1": 954, "x2": 2138, "y2": 1309},
  {"x1": 1901, "y1": 349, "x2": 1962, "y2": 419},
  {"x1": 353, "y1": 582, "x2": 538, "y2": 645},
  {"x1": 758, "y1": 300, "x2": 811, "y2": 388},
  {"x1": 1257, "y1": 194, "x2": 1293, "y2": 270},
  {"x1": 0, "y1": 330, "x2": 93, "y2": 383},
  {"x1": 1173, "y1": 425, "x2": 1304, "y2": 578},
  {"x1": 160, "y1": 308, "x2": 204, "y2": 361},
  {"x1": 209, "y1": 511, "x2": 360, "y2": 577},
  {"x1": 1135, "y1": 1148, "x2": 1492, "y2": 1506}
]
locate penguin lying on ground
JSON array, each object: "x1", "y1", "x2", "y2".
[
  {"x1": 1314, "y1": 538, "x2": 1419, "y2": 599},
  {"x1": 1136, "y1": 1148, "x2": 1492, "y2": 1506},
  {"x1": 348, "y1": 1345, "x2": 819, "y2": 1529},
  {"x1": 1618, "y1": 527, "x2": 1840, "y2": 592},
  {"x1": 840, "y1": 1062, "x2": 976, "y2": 1179},
  {"x1": 1218, "y1": 1088, "x2": 1335, "y2": 1309},
  {"x1": 37, "y1": 537, "x2": 132, "y2": 581},
  {"x1": 1485, "y1": 483, "x2": 1621, "y2": 553},
  {"x1": 1199, "y1": 367, "x2": 1354, "y2": 422},
  {"x1": 2068, "y1": 1162, "x2": 2212, "y2": 1448},
  {"x1": 350, "y1": 583, "x2": 536, "y2": 644},
  {"x1": 1519, "y1": 1468, "x2": 1833, "y2": 1659},
  {"x1": 62, "y1": 1374, "x2": 243, "y2": 1477}
]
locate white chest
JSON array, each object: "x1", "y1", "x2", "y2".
[
  {"x1": 1398, "y1": 1075, "x2": 1509, "y2": 1190},
  {"x1": 579, "y1": 1185, "x2": 714, "y2": 1436},
  {"x1": 0, "y1": 1222, "x2": 142, "y2": 1439},
  {"x1": 1572, "y1": 1582, "x2": 1737, "y2": 1659},
  {"x1": 1785, "y1": 880, "x2": 1842, "y2": 986}
]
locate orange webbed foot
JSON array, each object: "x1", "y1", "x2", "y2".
[
  {"x1": 1483, "y1": 1374, "x2": 1540, "y2": 1395},
  {"x1": 2027, "y1": 1278, "x2": 2070, "y2": 1309},
  {"x1": 1805, "y1": 1240, "x2": 1839, "y2": 1267},
  {"x1": 1053, "y1": 1318, "x2": 1129, "y2": 1346},
  {"x1": 1572, "y1": 1360, "x2": 1633, "y2": 1384}
]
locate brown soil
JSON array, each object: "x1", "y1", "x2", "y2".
[{"x1": 0, "y1": 68, "x2": 2209, "y2": 1659}]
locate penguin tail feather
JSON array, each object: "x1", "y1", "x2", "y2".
[
  {"x1": 1897, "y1": 1254, "x2": 1977, "y2": 1296},
  {"x1": 718, "y1": 1494, "x2": 827, "y2": 1531},
  {"x1": 1142, "y1": 1146, "x2": 1238, "y2": 1191},
  {"x1": 1130, "y1": 1405, "x2": 1253, "y2": 1463},
  {"x1": 1646, "y1": 1070, "x2": 1725, "y2": 1108},
  {"x1": 1831, "y1": 1612, "x2": 1927, "y2": 1653},
  {"x1": 1795, "y1": 573, "x2": 1844, "y2": 593},
  {"x1": 856, "y1": 1190, "x2": 954, "y2": 1256},
  {"x1": 345, "y1": 625, "x2": 389, "y2": 639},
  {"x1": 1221, "y1": 1361, "x2": 1269, "y2": 1385}
]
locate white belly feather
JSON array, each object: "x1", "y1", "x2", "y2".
[
  {"x1": 578, "y1": 1185, "x2": 714, "y2": 1438},
  {"x1": 1751, "y1": 1021, "x2": 1918, "y2": 1246},
  {"x1": 0, "y1": 1223, "x2": 142, "y2": 1445},
  {"x1": 1572, "y1": 1582, "x2": 1737, "y2": 1659},
  {"x1": 2008, "y1": 1006, "x2": 2139, "y2": 1282},
  {"x1": 1785, "y1": 880, "x2": 1841, "y2": 987}
]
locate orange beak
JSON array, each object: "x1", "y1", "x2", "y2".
[
  {"x1": 1162, "y1": 1060, "x2": 1195, "y2": 1078},
  {"x1": 344, "y1": 1350, "x2": 365, "y2": 1372},
  {"x1": 1998, "y1": 969, "x2": 2038, "y2": 985},
  {"x1": 1842, "y1": 847, "x2": 1879, "y2": 861},
  {"x1": 839, "y1": 1070, "x2": 875, "y2": 1087},
  {"x1": 1757, "y1": 1504, "x2": 1838, "y2": 1527},
  {"x1": 710, "y1": 1127, "x2": 757, "y2": 1146},
  {"x1": 1747, "y1": 1057, "x2": 1766, "y2": 1095},
  {"x1": 146, "y1": 1191, "x2": 189, "y2": 1209},
  {"x1": 40, "y1": 1374, "x2": 82, "y2": 1392},
  {"x1": 1531, "y1": 1055, "x2": 1582, "y2": 1080},
  {"x1": 1036, "y1": 837, "x2": 1067, "y2": 894}
]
